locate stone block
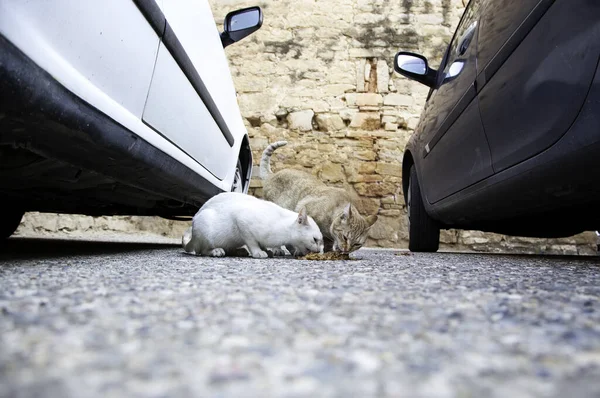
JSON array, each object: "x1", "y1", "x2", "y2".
[
  {"x1": 324, "y1": 84, "x2": 355, "y2": 96},
  {"x1": 354, "y1": 182, "x2": 397, "y2": 197},
  {"x1": 327, "y1": 97, "x2": 346, "y2": 111},
  {"x1": 356, "y1": 59, "x2": 366, "y2": 92},
  {"x1": 320, "y1": 163, "x2": 345, "y2": 182},
  {"x1": 76, "y1": 216, "x2": 95, "y2": 231},
  {"x1": 344, "y1": 93, "x2": 358, "y2": 106},
  {"x1": 381, "y1": 196, "x2": 397, "y2": 205},
  {"x1": 359, "y1": 197, "x2": 382, "y2": 216},
  {"x1": 308, "y1": 99, "x2": 331, "y2": 113},
  {"x1": 287, "y1": 110, "x2": 315, "y2": 131},
  {"x1": 359, "y1": 106, "x2": 381, "y2": 112},
  {"x1": 356, "y1": 94, "x2": 383, "y2": 109},
  {"x1": 317, "y1": 143, "x2": 336, "y2": 152},
  {"x1": 382, "y1": 115, "x2": 397, "y2": 124},
  {"x1": 57, "y1": 216, "x2": 77, "y2": 232},
  {"x1": 350, "y1": 112, "x2": 381, "y2": 130},
  {"x1": 364, "y1": 62, "x2": 371, "y2": 82},
  {"x1": 460, "y1": 231, "x2": 503, "y2": 245},
  {"x1": 377, "y1": 60, "x2": 390, "y2": 93},
  {"x1": 336, "y1": 138, "x2": 373, "y2": 148},
  {"x1": 249, "y1": 137, "x2": 269, "y2": 149},
  {"x1": 353, "y1": 150, "x2": 377, "y2": 161},
  {"x1": 375, "y1": 162, "x2": 402, "y2": 176},
  {"x1": 340, "y1": 108, "x2": 359, "y2": 121},
  {"x1": 349, "y1": 48, "x2": 379, "y2": 58},
  {"x1": 315, "y1": 114, "x2": 346, "y2": 132},
  {"x1": 384, "y1": 94, "x2": 414, "y2": 106},
  {"x1": 440, "y1": 230, "x2": 459, "y2": 244},
  {"x1": 378, "y1": 209, "x2": 402, "y2": 217},
  {"x1": 348, "y1": 174, "x2": 384, "y2": 183},
  {"x1": 368, "y1": 216, "x2": 400, "y2": 241},
  {"x1": 329, "y1": 152, "x2": 349, "y2": 163},
  {"x1": 23, "y1": 212, "x2": 58, "y2": 232},
  {"x1": 249, "y1": 179, "x2": 263, "y2": 188}
]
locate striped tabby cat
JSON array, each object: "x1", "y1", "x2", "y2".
[{"x1": 260, "y1": 141, "x2": 377, "y2": 253}]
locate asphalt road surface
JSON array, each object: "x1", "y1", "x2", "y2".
[{"x1": 1, "y1": 237, "x2": 600, "y2": 398}]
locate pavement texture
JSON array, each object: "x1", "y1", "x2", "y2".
[{"x1": 1, "y1": 237, "x2": 600, "y2": 398}]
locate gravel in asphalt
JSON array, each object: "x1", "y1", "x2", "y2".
[{"x1": 1, "y1": 237, "x2": 600, "y2": 398}]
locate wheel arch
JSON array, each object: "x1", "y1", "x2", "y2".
[
  {"x1": 402, "y1": 149, "x2": 415, "y2": 201},
  {"x1": 238, "y1": 135, "x2": 253, "y2": 193}
]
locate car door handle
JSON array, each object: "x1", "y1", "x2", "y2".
[{"x1": 457, "y1": 21, "x2": 478, "y2": 56}]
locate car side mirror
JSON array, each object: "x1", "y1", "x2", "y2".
[
  {"x1": 220, "y1": 6, "x2": 263, "y2": 48},
  {"x1": 394, "y1": 51, "x2": 438, "y2": 88}
]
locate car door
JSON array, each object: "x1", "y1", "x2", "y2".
[
  {"x1": 416, "y1": 0, "x2": 493, "y2": 204},
  {"x1": 477, "y1": 0, "x2": 600, "y2": 173},
  {"x1": 141, "y1": 0, "x2": 242, "y2": 181}
]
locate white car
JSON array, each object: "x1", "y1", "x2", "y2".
[{"x1": 0, "y1": 0, "x2": 262, "y2": 238}]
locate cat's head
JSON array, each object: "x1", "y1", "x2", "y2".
[
  {"x1": 290, "y1": 207, "x2": 324, "y2": 256},
  {"x1": 330, "y1": 204, "x2": 377, "y2": 253}
]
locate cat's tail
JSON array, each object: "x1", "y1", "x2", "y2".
[
  {"x1": 259, "y1": 141, "x2": 287, "y2": 179},
  {"x1": 182, "y1": 226, "x2": 194, "y2": 253}
]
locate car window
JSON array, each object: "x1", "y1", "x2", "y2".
[
  {"x1": 477, "y1": 0, "x2": 541, "y2": 71},
  {"x1": 439, "y1": 0, "x2": 482, "y2": 79}
]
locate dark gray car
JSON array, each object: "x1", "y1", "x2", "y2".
[{"x1": 394, "y1": 0, "x2": 600, "y2": 252}]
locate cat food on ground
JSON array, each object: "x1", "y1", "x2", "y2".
[{"x1": 299, "y1": 252, "x2": 353, "y2": 261}]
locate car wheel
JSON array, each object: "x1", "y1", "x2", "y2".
[
  {"x1": 231, "y1": 159, "x2": 244, "y2": 193},
  {"x1": 407, "y1": 166, "x2": 440, "y2": 252},
  {"x1": 0, "y1": 208, "x2": 25, "y2": 240}
]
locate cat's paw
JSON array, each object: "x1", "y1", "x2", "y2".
[
  {"x1": 209, "y1": 248, "x2": 226, "y2": 257},
  {"x1": 251, "y1": 250, "x2": 269, "y2": 259},
  {"x1": 269, "y1": 247, "x2": 287, "y2": 257}
]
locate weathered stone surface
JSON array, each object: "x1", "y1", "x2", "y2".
[
  {"x1": 381, "y1": 115, "x2": 397, "y2": 124},
  {"x1": 359, "y1": 198, "x2": 382, "y2": 216},
  {"x1": 354, "y1": 182, "x2": 397, "y2": 197},
  {"x1": 384, "y1": 94, "x2": 414, "y2": 106},
  {"x1": 379, "y1": 209, "x2": 402, "y2": 217},
  {"x1": 339, "y1": 108, "x2": 359, "y2": 122},
  {"x1": 375, "y1": 162, "x2": 402, "y2": 176},
  {"x1": 376, "y1": 60, "x2": 390, "y2": 93},
  {"x1": 320, "y1": 163, "x2": 345, "y2": 182},
  {"x1": 352, "y1": 150, "x2": 377, "y2": 161},
  {"x1": 287, "y1": 110, "x2": 315, "y2": 131},
  {"x1": 369, "y1": 216, "x2": 400, "y2": 241},
  {"x1": 384, "y1": 123, "x2": 398, "y2": 131},
  {"x1": 356, "y1": 59, "x2": 366, "y2": 92},
  {"x1": 350, "y1": 113, "x2": 381, "y2": 130},
  {"x1": 364, "y1": 62, "x2": 372, "y2": 82},
  {"x1": 440, "y1": 230, "x2": 459, "y2": 244},
  {"x1": 355, "y1": 93, "x2": 383, "y2": 107},
  {"x1": 315, "y1": 114, "x2": 345, "y2": 132}
]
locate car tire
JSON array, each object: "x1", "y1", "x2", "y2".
[
  {"x1": 407, "y1": 166, "x2": 440, "y2": 252},
  {"x1": 1, "y1": 208, "x2": 25, "y2": 240},
  {"x1": 231, "y1": 159, "x2": 244, "y2": 193}
]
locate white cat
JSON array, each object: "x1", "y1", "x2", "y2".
[{"x1": 182, "y1": 192, "x2": 324, "y2": 258}]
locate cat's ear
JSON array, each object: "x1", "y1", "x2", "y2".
[
  {"x1": 366, "y1": 215, "x2": 378, "y2": 228},
  {"x1": 341, "y1": 203, "x2": 352, "y2": 221},
  {"x1": 297, "y1": 207, "x2": 309, "y2": 225}
]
